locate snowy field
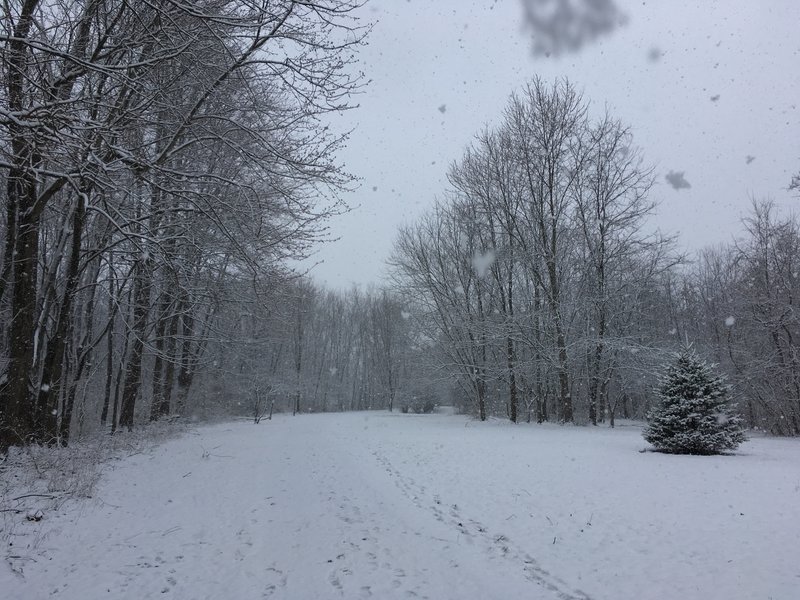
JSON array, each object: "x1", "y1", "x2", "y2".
[{"x1": 4, "y1": 411, "x2": 799, "y2": 600}]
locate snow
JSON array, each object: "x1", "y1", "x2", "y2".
[
  {"x1": 4, "y1": 412, "x2": 800, "y2": 599},
  {"x1": 665, "y1": 170, "x2": 692, "y2": 190},
  {"x1": 471, "y1": 249, "x2": 496, "y2": 278}
]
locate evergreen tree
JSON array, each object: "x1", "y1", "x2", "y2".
[{"x1": 643, "y1": 347, "x2": 746, "y2": 455}]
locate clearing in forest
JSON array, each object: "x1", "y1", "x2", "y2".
[{"x1": 3, "y1": 412, "x2": 799, "y2": 600}]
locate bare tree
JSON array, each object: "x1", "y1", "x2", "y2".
[
  {"x1": 1, "y1": 0, "x2": 366, "y2": 449},
  {"x1": 506, "y1": 78, "x2": 588, "y2": 423},
  {"x1": 573, "y1": 115, "x2": 668, "y2": 424}
]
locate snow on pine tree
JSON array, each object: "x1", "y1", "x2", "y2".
[{"x1": 643, "y1": 347, "x2": 746, "y2": 455}]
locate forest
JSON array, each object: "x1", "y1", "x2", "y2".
[{"x1": 2, "y1": 0, "x2": 800, "y2": 457}]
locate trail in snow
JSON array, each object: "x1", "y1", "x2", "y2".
[{"x1": 4, "y1": 412, "x2": 800, "y2": 600}]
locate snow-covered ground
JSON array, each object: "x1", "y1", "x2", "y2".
[{"x1": 4, "y1": 412, "x2": 799, "y2": 599}]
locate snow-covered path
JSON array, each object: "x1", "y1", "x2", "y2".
[{"x1": 5, "y1": 412, "x2": 800, "y2": 599}]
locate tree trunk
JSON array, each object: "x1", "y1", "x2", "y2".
[
  {"x1": 2, "y1": 169, "x2": 42, "y2": 448},
  {"x1": 477, "y1": 376, "x2": 487, "y2": 421},
  {"x1": 159, "y1": 311, "x2": 179, "y2": 417},
  {"x1": 36, "y1": 192, "x2": 88, "y2": 443},
  {"x1": 118, "y1": 254, "x2": 152, "y2": 430},
  {"x1": 175, "y1": 295, "x2": 205, "y2": 416},
  {"x1": 556, "y1": 329, "x2": 572, "y2": 422},
  {"x1": 100, "y1": 274, "x2": 117, "y2": 426},
  {"x1": 588, "y1": 340, "x2": 604, "y2": 426},
  {"x1": 150, "y1": 293, "x2": 170, "y2": 421},
  {"x1": 507, "y1": 335, "x2": 518, "y2": 423},
  {"x1": 111, "y1": 292, "x2": 134, "y2": 434}
]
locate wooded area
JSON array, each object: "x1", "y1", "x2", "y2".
[
  {"x1": 390, "y1": 80, "x2": 800, "y2": 434},
  {"x1": 0, "y1": 0, "x2": 366, "y2": 450},
  {"x1": 2, "y1": 2, "x2": 799, "y2": 453}
]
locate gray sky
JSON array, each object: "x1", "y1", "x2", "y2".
[{"x1": 303, "y1": 0, "x2": 800, "y2": 288}]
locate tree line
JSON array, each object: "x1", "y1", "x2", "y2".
[
  {"x1": 2, "y1": 3, "x2": 798, "y2": 451},
  {"x1": 196, "y1": 281, "x2": 440, "y2": 421},
  {"x1": 0, "y1": 0, "x2": 366, "y2": 450},
  {"x1": 233, "y1": 79, "x2": 800, "y2": 437},
  {"x1": 389, "y1": 78, "x2": 800, "y2": 434}
]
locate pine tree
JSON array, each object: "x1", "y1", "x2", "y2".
[{"x1": 643, "y1": 347, "x2": 746, "y2": 455}]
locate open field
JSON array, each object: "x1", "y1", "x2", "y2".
[{"x1": 4, "y1": 412, "x2": 799, "y2": 599}]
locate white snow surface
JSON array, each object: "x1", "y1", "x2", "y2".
[{"x1": 4, "y1": 412, "x2": 800, "y2": 599}]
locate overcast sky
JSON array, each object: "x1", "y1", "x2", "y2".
[{"x1": 302, "y1": 0, "x2": 800, "y2": 289}]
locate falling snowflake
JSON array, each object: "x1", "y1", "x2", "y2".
[
  {"x1": 471, "y1": 249, "x2": 496, "y2": 278},
  {"x1": 438, "y1": 104, "x2": 447, "y2": 114},
  {"x1": 725, "y1": 316, "x2": 735, "y2": 327},
  {"x1": 400, "y1": 310, "x2": 411, "y2": 320},
  {"x1": 647, "y1": 47, "x2": 662, "y2": 62},
  {"x1": 522, "y1": 0, "x2": 627, "y2": 57},
  {"x1": 665, "y1": 171, "x2": 691, "y2": 190}
]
